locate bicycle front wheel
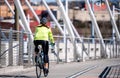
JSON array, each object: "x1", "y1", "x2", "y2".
[{"x1": 36, "y1": 64, "x2": 42, "y2": 78}]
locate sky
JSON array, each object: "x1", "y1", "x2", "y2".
[
  {"x1": 30, "y1": 0, "x2": 100, "y2": 3},
  {"x1": 30, "y1": 0, "x2": 55, "y2": 3},
  {"x1": 30, "y1": 0, "x2": 120, "y2": 3}
]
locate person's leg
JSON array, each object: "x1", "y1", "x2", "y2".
[
  {"x1": 42, "y1": 41, "x2": 49, "y2": 69},
  {"x1": 34, "y1": 40, "x2": 39, "y2": 63},
  {"x1": 42, "y1": 41, "x2": 49, "y2": 77}
]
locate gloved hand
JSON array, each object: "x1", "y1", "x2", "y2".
[
  {"x1": 51, "y1": 43, "x2": 55, "y2": 46},
  {"x1": 51, "y1": 43, "x2": 55, "y2": 51}
]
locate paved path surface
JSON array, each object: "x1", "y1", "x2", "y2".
[{"x1": 0, "y1": 58, "x2": 120, "y2": 78}]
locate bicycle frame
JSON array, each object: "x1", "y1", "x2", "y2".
[{"x1": 36, "y1": 45, "x2": 45, "y2": 78}]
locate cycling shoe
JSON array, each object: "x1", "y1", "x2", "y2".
[{"x1": 44, "y1": 68, "x2": 49, "y2": 77}]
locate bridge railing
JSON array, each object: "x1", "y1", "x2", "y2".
[
  {"x1": 0, "y1": 28, "x2": 34, "y2": 67},
  {"x1": 51, "y1": 36, "x2": 120, "y2": 63},
  {"x1": 0, "y1": 28, "x2": 120, "y2": 67}
]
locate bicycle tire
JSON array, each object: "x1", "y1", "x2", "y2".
[
  {"x1": 36, "y1": 64, "x2": 42, "y2": 78},
  {"x1": 36, "y1": 55, "x2": 42, "y2": 78}
]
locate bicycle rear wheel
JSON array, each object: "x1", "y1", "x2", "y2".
[
  {"x1": 36, "y1": 55, "x2": 42, "y2": 78},
  {"x1": 36, "y1": 63, "x2": 42, "y2": 78}
]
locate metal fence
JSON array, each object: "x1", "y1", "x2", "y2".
[
  {"x1": 54, "y1": 36, "x2": 120, "y2": 63},
  {"x1": 0, "y1": 28, "x2": 120, "y2": 67},
  {"x1": 0, "y1": 28, "x2": 34, "y2": 67}
]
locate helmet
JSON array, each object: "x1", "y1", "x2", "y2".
[{"x1": 40, "y1": 17, "x2": 47, "y2": 24}]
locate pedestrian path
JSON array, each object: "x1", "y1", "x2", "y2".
[{"x1": 0, "y1": 58, "x2": 120, "y2": 78}]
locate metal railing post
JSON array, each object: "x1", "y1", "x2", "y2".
[
  {"x1": 118, "y1": 40, "x2": 120, "y2": 58},
  {"x1": 82, "y1": 40, "x2": 84, "y2": 61},
  {"x1": 56, "y1": 37, "x2": 60, "y2": 64},
  {"x1": 8, "y1": 28, "x2": 13, "y2": 66},
  {"x1": 18, "y1": 30, "x2": 24, "y2": 65},
  {"x1": 88, "y1": 39, "x2": 90, "y2": 59},
  {"x1": 31, "y1": 42, "x2": 34, "y2": 65},
  {"x1": 73, "y1": 38, "x2": 77, "y2": 61},
  {"x1": 0, "y1": 26, "x2": 1, "y2": 66},
  {"x1": 28, "y1": 33, "x2": 32, "y2": 66},
  {"x1": 115, "y1": 40, "x2": 118, "y2": 58},
  {"x1": 65, "y1": 36, "x2": 67, "y2": 63},
  {"x1": 113, "y1": 39, "x2": 115, "y2": 58},
  {"x1": 110, "y1": 40, "x2": 112, "y2": 58},
  {"x1": 100, "y1": 39, "x2": 102, "y2": 58},
  {"x1": 94, "y1": 40, "x2": 97, "y2": 60}
]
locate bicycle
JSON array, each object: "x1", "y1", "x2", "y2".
[{"x1": 35, "y1": 45, "x2": 49, "y2": 78}]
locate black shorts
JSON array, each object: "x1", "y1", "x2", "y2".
[
  {"x1": 34, "y1": 40, "x2": 49, "y2": 63},
  {"x1": 34, "y1": 40, "x2": 49, "y2": 54}
]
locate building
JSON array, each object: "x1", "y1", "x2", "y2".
[
  {"x1": 0, "y1": 0, "x2": 119, "y2": 37},
  {"x1": 0, "y1": 0, "x2": 30, "y2": 5}
]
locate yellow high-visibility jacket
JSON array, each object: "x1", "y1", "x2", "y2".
[{"x1": 34, "y1": 25, "x2": 54, "y2": 43}]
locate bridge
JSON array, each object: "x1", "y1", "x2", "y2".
[{"x1": 0, "y1": 0, "x2": 120, "y2": 78}]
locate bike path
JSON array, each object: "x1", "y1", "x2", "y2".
[
  {"x1": 0, "y1": 58, "x2": 120, "y2": 78},
  {"x1": 48, "y1": 58, "x2": 120, "y2": 78}
]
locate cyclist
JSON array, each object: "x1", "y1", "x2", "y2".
[{"x1": 34, "y1": 17, "x2": 55, "y2": 76}]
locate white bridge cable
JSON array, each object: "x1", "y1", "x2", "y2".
[
  {"x1": 42, "y1": 0, "x2": 83, "y2": 61},
  {"x1": 56, "y1": 0, "x2": 75, "y2": 39},
  {"x1": 66, "y1": 0, "x2": 87, "y2": 55},
  {"x1": 56, "y1": 0, "x2": 87, "y2": 60},
  {"x1": 25, "y1": 0, "x2": 40, "y2": 23},
  {"x1": 4, "y1": 0, "x2": 14, "y2": 15},
  {"x1": 42, "y1": 0, "x2": 64, "y2": 35},
  {"x1": 68, "y1": 12, "x2": 88, "y2": 55},
  {"x1": 4, "y1": 0, "x2": 25, "y2": 31},
  {"x1": 14, "y1": 0, "x2": 33, "y2": 41},
  {"x1": 65, "y1": 0, "x2": 82, "y2": 42},
  {"x1": 85, "y1": 0, "x2": 107, "y2": 56},
  {"x1": 70, "y1": 23, "x2": 88, "y2": 56},
  {"x1": 105, "y1": 0, "x2": 120, "y2": 40}
]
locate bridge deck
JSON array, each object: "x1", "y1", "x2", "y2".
[{"x1": 0, "y1": 58, "x2": 120, "y2": 78}]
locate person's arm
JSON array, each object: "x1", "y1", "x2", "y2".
[
  {"x1": 34, "y1": 27, "x2": 37, "y2": 40},
  {"x1": 48, "y1": 29, "x2": 54, "y2": 44},
  {"x1": 34, "y1": 26, "x2": 40, "y2": 40}
]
